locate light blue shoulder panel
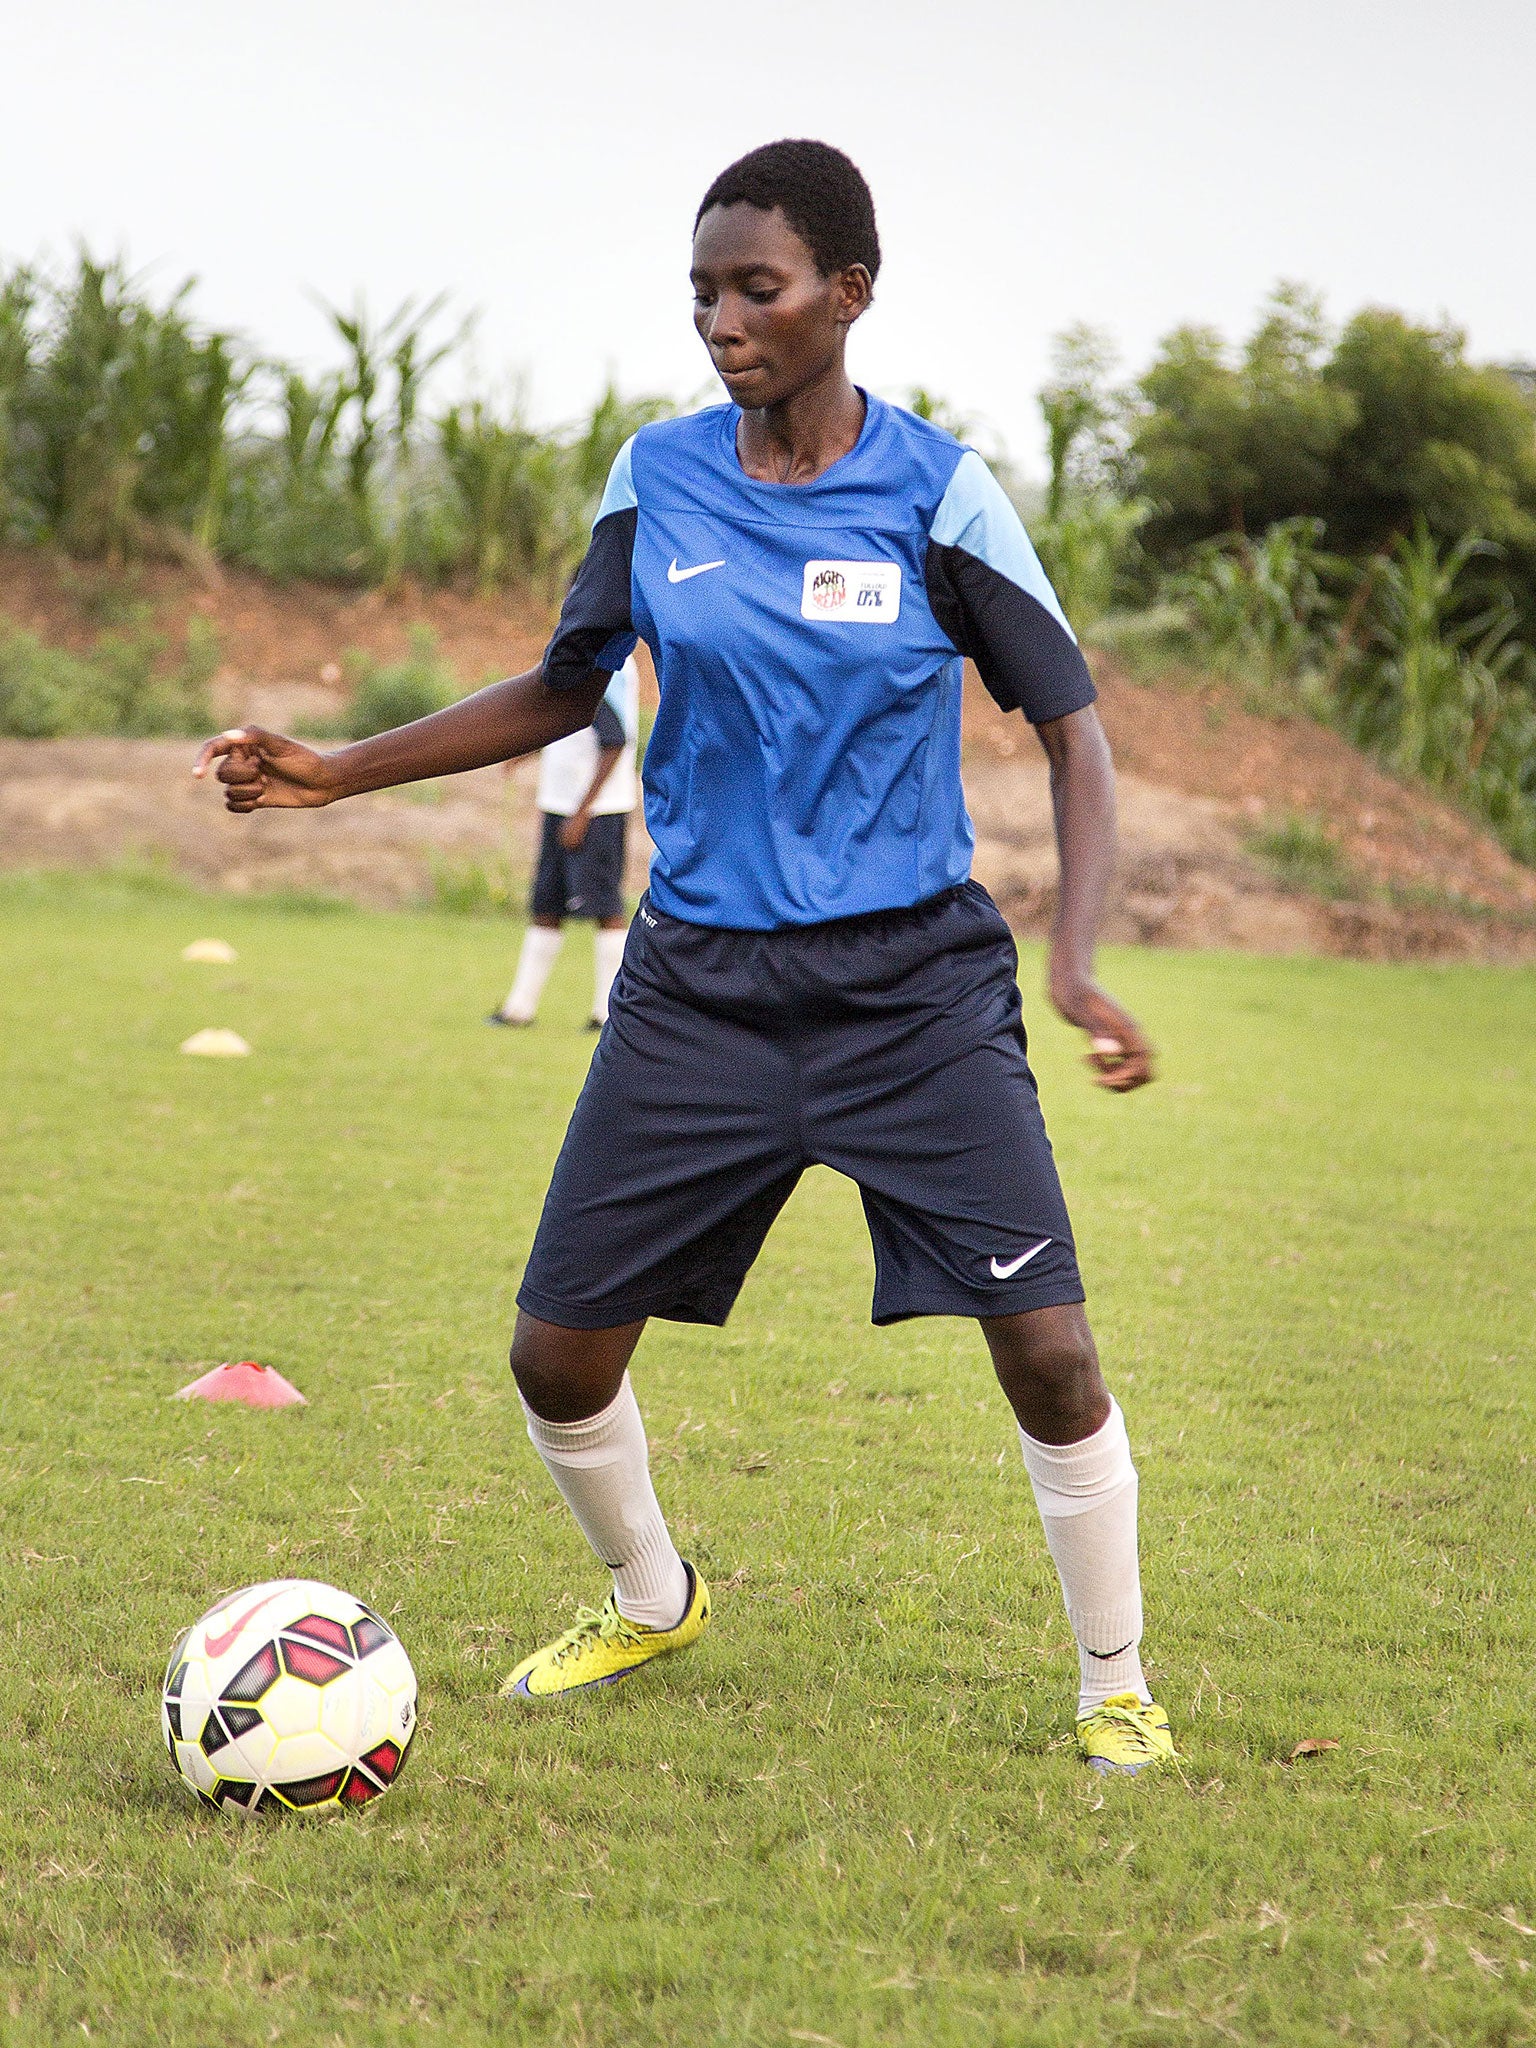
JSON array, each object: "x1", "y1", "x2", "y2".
[
  {"x1": 594, "y1": 436, "x2": 638, "y2": 524},
  {"x1": 929, "y1": 450, "x2": 1076, "y2": 643},
  {"x1": 600, "y1": 657, "x2": 640, "y2": 743}
]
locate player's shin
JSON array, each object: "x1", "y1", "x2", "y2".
[
  {"x1": 1017, "y1": 1398, "x2": 1151, "y2": 1716},
  {"x1": 521, "y1": 1374, "x2": 689, "y2": 1629}
]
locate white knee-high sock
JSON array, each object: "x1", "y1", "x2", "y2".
[
  {"x1": 500, "y1": 926, "x2": 563, "y2": 1021},
  {"x1": 521, "y1": 1375, "x2": 689, "y2": 1629},
  {"x1": 592, "y1": 927, "x2": 626, "y2": 1023},
  {"x1": 1018, "y1": 1398, "x2": 1150, "y2": 1716}
]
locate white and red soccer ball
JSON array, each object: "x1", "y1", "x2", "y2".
[{"x1": 162, "y1": 1579, "x2": 417, "y2": 1815}]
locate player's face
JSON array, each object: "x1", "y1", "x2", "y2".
[{"x1": 690, "y1": 204, "x2": 870, "y2": 411}]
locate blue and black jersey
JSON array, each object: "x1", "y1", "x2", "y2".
[{"x1": 543, "y1": 394, "x2": 1093, "y2": 930}]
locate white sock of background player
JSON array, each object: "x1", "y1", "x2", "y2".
[
  {"x1": 1017, "y1": 1397, "x2": 1151, "y2": 1716},
  {"x1": 592, "y1": 928, "x2": 626, "y2": 1024},
  {"x1": 520, "y1": 1375, "x2": 690, "y2": 1630},
  {"x1": 500, "y1": 925, "x2": 562, "y2": 1022}
]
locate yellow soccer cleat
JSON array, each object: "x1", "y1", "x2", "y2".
[
  {"x1": 1076, "y1": 1692, "x2": 1179, "y2": 1776},
  {"x1": 500, "y1": 1564, "x2": 710, "y2": 1701}
]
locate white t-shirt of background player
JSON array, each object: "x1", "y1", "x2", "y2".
[{"x1": 535, "y1": 656, "x2": 640, "y2": 818}]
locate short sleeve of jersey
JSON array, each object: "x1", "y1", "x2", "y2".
[
  {"x1": 924, "y1": 450, "x2": 1096, "y2": 722},
  {"x1": 542, "y1": 439, "x2": 640, "y2": 690}
]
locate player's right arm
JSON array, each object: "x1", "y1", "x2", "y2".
[
  {"x1": 194, "y1": 665, "x2": 607, "y2": 813},
  {"x1": 199, "y1": 437, "x2": 643, "y2": 814}
]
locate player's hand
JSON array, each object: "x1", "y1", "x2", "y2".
[
  {"x1": 193, "y1": 728, "x2": 337, "y2": 812},
  {"x1": 1048, "y1": 972, "x2": 1156, "y2": 1093},
  {"x1": 559, "y1": 810, "x2": 592, "y2": 851}
]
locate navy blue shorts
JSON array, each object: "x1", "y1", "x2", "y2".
[
  {"x1": 516, "y1": 881, "x2": 1085, "y2": 1329},
  {"x1": 530, "y1": 811, "x2": 627, "y2": 922}
]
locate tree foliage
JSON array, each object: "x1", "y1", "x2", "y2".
[
  {"x1": 1056, "y1": 285, "x2": 1536, "y2": 864},
  {"x1": 1131, "y1": 285, "x2": 1536, "y2": 635}
]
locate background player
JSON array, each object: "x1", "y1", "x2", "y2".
[
  {"x1": 490, "y1": 654, "x2": 639, "y2": 1029},
  {"x1": 196, "y1": 140, "x2": 1177, "y2": 1777}
]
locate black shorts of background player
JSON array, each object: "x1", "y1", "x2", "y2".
[{"x1": 489, "y1": 675, "x2": 634, "y2": 1029}]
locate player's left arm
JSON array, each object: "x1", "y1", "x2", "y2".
[
  {"x1": 925, "y1": 448, "x2": 1154, "y2": 1092},
  {"x1": 1035, "y1": 705, "x2": 1154, "y2": 1093}
]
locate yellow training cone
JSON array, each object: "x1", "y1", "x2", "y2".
[
  {"x1": 181, "y1": 939, "x2": 238, "y2": 963},
  {"x1": 180, "y1": 1028, "x2": 251, "y2": 1057}
]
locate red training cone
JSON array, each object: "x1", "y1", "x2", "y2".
[{"x1": 173, "y1": 1360, "x2": 307, "y2": 1408}]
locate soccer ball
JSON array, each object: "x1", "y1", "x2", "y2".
[{"x1": 162, "y1": 1579, "x2": 417, "y2": 1815}]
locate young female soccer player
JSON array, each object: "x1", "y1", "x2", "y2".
[{"x1": 196, "y1": 140, "x2": 1176, "y2": 1775}]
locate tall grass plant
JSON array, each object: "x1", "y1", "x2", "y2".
[
  {"x1": 9, "y1": 255, "x2": 243, "y2": 566},
  {"x1": 1031, "y1": 495, "x2": 1149, "y2": 634},
  {"x1": 0, "y1": 250, "x2": 672, "y2": 597},
  {"x1": 1162, "y1": 517, "x2": 1340, "y2": 709}
]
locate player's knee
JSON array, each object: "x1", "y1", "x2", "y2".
[
  {"x1": 508, "y1": 1311, "x2": 640, "y2": 1423},
  {"x1": 508, "y1": 1315, "x2": 563, "y2": 1414},
  {"x1": 983, "y1": 1305, "x2": 1105, "y2": 1429},
  {"x1": 1027, "y1": 1339, "x2": 1100, "y2": 1418}
]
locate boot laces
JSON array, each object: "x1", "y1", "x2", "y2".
[
  {"x1": 1085, "y1": 1696, "x2": 1162, "y2": 1757},
  {"x1": 548, "y1": 1599, "x2": 646, "y2": 1667}
]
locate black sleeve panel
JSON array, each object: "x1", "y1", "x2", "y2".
[
  {"x1": 541, "y1": 507, "x2": 639, "y2": 690},
  {"x1": 924, "y1": 540, "x2": 1097, "y2": 723},
  {"x1": 591, "y1": 698, "x2": 626, "y2": 750}
]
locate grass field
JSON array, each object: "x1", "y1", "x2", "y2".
[{"x1": 1, "y1": 873, "x2": 1534, "y2": 2047}]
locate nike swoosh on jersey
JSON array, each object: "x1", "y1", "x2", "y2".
[
  {"x1": 989, "y1": 1240, "x2": 1052, "y2": 1279},
  {"x1": 204, "y1": 1590, "x2": 283, "y2": 1660},
  {"x1": 667, "y1": 557, "x2": 725, "y2": 582}
]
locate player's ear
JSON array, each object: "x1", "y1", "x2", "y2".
[{"x1": 834, "y1": 263, "x2": 873, "y2": 327}]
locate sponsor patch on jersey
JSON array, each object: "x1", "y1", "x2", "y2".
[{"x1": 800, "y1": 560, "x2": 901, "y2": 623}]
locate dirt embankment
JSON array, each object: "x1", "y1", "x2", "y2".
[
  {"x1": 2, "y1": 548, "x2": 1534, "y2": 962},
  {"x1": 962, "y1": 664, "x2": 1536, "y2": 960}
]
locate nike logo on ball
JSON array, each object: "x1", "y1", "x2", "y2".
[
  {"x1": 990, "y1": 1240, "x2": 1051, "y2": 1279},
  {"x1": 204, "y1": 1590, "x2": 282, "y2": 1659},
  {"x1": 667, "y1": 557, "x2": 725, "y2": 582}
]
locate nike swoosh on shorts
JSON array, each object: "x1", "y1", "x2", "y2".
[
  {"x1": 989, "y1": 1240, "x2": 1052, "y2": 1279},
  {"x1": 667, "y1": 557, "x2": 725, "y2": 582}
]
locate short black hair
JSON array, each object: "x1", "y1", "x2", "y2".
[{"x1": 695, "y1": 139, "x2": 881, "y2": 283}]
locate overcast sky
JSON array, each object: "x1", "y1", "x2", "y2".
[{"x1": 3, "y1": 0, "x2": 1532, "y2": 471}]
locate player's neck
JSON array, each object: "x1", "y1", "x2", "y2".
[{"x1": 735, "y1": 366, "x2": 865, "y2": 486}]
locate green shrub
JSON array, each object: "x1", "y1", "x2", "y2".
[
  {"x1": 223, "y1": 428, "x2": 373, "y2": 585},
  {"x1": 0, "y1": 616, "x2": 216, "y2": 738},
  {"x1": 1244, "y1": 811, "x2": 1357, "y2": 897},
  {"x1": 437, "y1": 400, "x2": 580, "y2": 596},
  {"x1": 425, "y1": 852, "x2": 518, "y2": 915},
  {"x1": 1466, "y1": 689, "x2": 1536, "y2": 864},
  {"x1": 100, "y1": 616, "x2": 218, "y2": 735},
  {"x1": 0, "y1": 633, "x2": 104, "y2": 736},
  {"x1": 343, "y1": 625, "x2": 459, "y2": 739}
]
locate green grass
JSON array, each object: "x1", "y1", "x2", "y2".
[{"x1": 1, "y1": 876, "x2": 1534, "y2": 2046}]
